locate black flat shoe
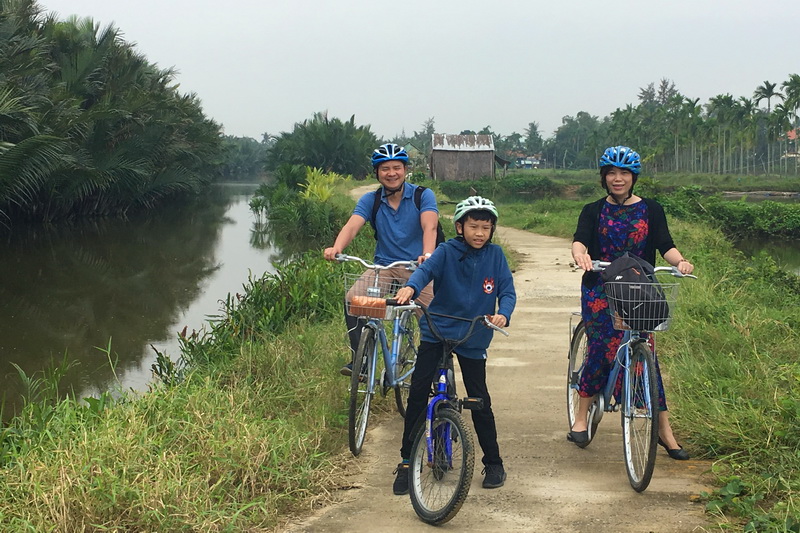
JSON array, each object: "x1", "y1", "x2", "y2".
[
  {"x1": 567, "y1": 430, "x2": 589, "y2": 444},
  {"x1": 658, "y1": 437, "x2": 690, "y2": 460}
]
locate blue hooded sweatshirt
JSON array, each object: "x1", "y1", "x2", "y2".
[{"x1": 403, "y1": 237, "x2": 516, "y2": 359}]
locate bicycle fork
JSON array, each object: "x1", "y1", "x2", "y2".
[{"x1": 424, "y1": 368, "x2": 484, "y2": 467}]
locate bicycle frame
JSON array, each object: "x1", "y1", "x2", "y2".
[
  {"x1": 362, "y1": 306, "x2": 418, "y2": 391},
  {"x1": 590, "y1": 330, "x2": 653, "y2": 424}
]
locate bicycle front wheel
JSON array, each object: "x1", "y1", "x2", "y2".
[
  {"x1": 622, "y1": 341, "x2": 659, "y2": 492},
  {"x1": 349, "y1": 326, "x2": 376, "y2": 456},
  {"x1": 393, "y1": 310, "x2": 419, "y2": 417},
  {"x1": 409, "y1": 407, "x2": 475, "y2": 525},
  {"x1": 566, "y1": 320, "x2": 596, "y2": 447}
]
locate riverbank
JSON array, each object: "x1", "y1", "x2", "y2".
[{"x1": 1, "y1": 180, "x2": 797, "y2": 530}]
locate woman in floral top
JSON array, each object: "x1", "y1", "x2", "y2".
[{"x1": 569, "y1": 146, "x2": 695, "y2": 460}]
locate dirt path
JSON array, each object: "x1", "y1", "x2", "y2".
[{"x1": 284, "y1": 187, "x2": 714, "y2": 532}]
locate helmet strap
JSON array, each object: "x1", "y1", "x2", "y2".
[{"x1": 382, "y1": 182, "x2": 404, "y2": 198}]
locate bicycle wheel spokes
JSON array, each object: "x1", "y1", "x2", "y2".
[
  {"x1": 409, "y1": 409, "x2": 475, "y2": 525},
  {"x1": 394, "y1": 311, "x2": 419, "y2": 417},
  {"x1": 348, "y1": 328, "x2": 376, "y2": 456},
  {"x1": 622, "y1": 342, "x2": 659, "y2": 492}
]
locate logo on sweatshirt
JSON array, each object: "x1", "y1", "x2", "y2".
[{"x1": 483, "y1": 277, "x2": 495, "y2": 294}]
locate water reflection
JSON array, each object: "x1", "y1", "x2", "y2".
[
  {"x1": 0, "y1": 184, "x2": 279, "y2": 417},
  {"x1": 735, "y1": 237, "x2": 800, "y2": 275}
]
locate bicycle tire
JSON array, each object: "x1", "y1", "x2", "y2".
[
  {"x1": 349, "y1": 326, "x2": 376, "y2": 456},
  {"x1": 409, "y1": 407, "x2": 475, "y2": 525},
  {"x1": 393, "y1": 310, "x2": 419, "y2": 417},
  {"x1": 566, "y1": 320, "x2": 597, "y2": 447},
  {"x1": 622, "y1": 341, "x2": 659, "y2": 492}
]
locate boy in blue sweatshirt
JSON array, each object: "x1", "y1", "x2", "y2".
[{"x1": 392, "y1": 196, "x2": 516, "y2": 494}]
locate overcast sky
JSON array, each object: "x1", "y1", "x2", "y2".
[{"x1": 38, "y1": 0, "x2": 800, "y2": 141}]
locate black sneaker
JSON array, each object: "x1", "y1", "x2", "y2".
[
  {"x1": 340, "y1": 362, "x2": 353, "y2": 376},
  {"x1": 481, "y1": 463, "x2": 506, "y2": 488},
  {"x1": 393, "y1": 463, "x2": 409, "y2": 495}
]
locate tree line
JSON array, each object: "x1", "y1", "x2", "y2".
[
  {"x1": 251, "y1": 75, "x2": 800, "y2": 181},
  {"x1": 541, "y1": 77, "x2": 800, "y2": 175},
  {"x1": 0, "y1": 0, "x2": 223, "y2": 224}
]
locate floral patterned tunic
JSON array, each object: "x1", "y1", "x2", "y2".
[{"x1": 578, "y1": 200, "x2": 668, "y2": 410}]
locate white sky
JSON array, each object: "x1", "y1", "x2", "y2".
[{"x1": 38, "y1": 0, "x2": 800, "y2": 141}]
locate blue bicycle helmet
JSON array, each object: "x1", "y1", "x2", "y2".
[
  {"x1": 599, "y1": 146, "x2": 641, "y2": 175},
  {"x1": 371, "y1": 143, "x2": 409, "y2": 167}
]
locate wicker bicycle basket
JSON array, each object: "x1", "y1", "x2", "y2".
[
  {"x1": 604, "y1": 281, "x2": 679, "y2": 332},
  {"x1": 343, "y1": 272, "x2": 404, "y2": 319}
]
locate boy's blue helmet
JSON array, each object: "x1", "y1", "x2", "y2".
[
  {"x1": 599, "y1": 146, "x2": 641, "y2": 175},
  {"x1": 371, "y1": 143, "x2": 409, "y2": 167}
]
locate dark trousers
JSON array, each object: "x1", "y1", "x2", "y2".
[{"x1": 400, "y1": 341, "x2": 502, "y2": 466}]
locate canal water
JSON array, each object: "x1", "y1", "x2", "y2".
[{"x1": 0, "y1": 184, "x2": 279, "y2": 416}]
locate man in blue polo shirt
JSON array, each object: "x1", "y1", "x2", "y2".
[{"x1": 324, "y1": 143, "x2": 438, "y2": 375}]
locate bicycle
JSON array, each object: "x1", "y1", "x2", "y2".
[
  {"x1": 336, "y1": 253, "x2": 420, "y2": 456},
  {"x1": 566, "y1": 260, "x2": 695, "y2": 492},
  {"x1": 406, "y1": 304, "x2": 509, "y2": 525}
]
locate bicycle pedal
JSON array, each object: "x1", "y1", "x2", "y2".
[{"x1": 461, "y1": 397, "x2": 484, "y2": 410}]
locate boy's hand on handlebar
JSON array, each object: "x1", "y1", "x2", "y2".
[
  {"x1": 395, "y1": 286, "x2": 414, "y2": 304},
  {"x1": 486, "y1": 314, "x2": 507, "y2": 328}
]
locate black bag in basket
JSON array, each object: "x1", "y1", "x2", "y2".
[{"x1": 600, "y1": 252, "x2": 669, "y2": 331}]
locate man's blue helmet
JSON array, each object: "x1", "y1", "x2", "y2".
[
  {"x1": 371, "y1": 143, "x2": 409, "y2": 167},
  {"x1": 599, "y1": 146, "x2": 641, "y2": 175}
]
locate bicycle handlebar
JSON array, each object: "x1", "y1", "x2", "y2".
[
  {"x1": 335, "y1": 253, "x2": 418, "y2": 270},
  {"x1": 410, "y1": 302, "x2": 510, "y2": 349},
  {"x1": 590, "y1": 260, "x2": 697, "y2": 279}
]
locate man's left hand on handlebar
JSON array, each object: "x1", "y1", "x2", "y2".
[{"x1": 323, "y1": 247, "x2": 341, "y2": 261}]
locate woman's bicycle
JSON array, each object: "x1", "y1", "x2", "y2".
[
  {"x1": 566, "y1": 261, "x2": 695, "y2": 492},
  {"x1": 407, "y1": 304, "x2": 508, "y2": 525},
  {"x1": 336, "y1": 254, "x2": 420, "y2": 456}
]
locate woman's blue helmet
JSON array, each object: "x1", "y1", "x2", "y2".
[
  {"x1": 371, "y1": 143, "x2": 409, "y2": 167},
  {"x1": 599, "y1": 146, "x2": 641, "y2": 175}
]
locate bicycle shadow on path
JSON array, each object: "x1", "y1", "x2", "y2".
[{"x1": 282, "y1": 187, "x2": 715, "y2": 533}]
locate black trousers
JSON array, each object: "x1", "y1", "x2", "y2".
[{"x1": 400, "y1": 341, "x2": 502, "y2": 466}]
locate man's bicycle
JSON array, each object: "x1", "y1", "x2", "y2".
[
  {"x1": 566, "y1": 261, "x2": 695, "y2": 492},
  {"x1": 336, "y1": 254, "x2": 420, "y2": 456},
  {"x1": 407, "y1": 304, "x2": 508, "y2": 525}
]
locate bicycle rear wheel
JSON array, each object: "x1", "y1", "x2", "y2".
[
  {"x1": 393, "y1": 310, "x2": 419, "y2": 417},
  {"x1": 409, "y1": 407, "x2": 475, "y2": 525},
  {"x1": 349, "y1": 327, "x2": 376, "y2": 456},
  {"x1": 566, "y1": 320, "x2": 597, "y2": 447},
  {"x1": 622, "y1": 341, "x2": 659, "y2": 492}
]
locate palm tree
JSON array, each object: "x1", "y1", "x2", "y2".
[
  {"x1": 707, "y1": 94, "x2": 737, "y2": 173},
  {"x1": 753, "y1": 81, "x2": 783, "y2": 114}
]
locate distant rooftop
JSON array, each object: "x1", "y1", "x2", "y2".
[{"x1": 431, "y1": 134, "x2": 495, "y2": 151}]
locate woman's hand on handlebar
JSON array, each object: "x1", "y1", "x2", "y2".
[
  {"x1": 572, "y1": 252, "x2": 593, "y2": 272},
  {"x1": 486, "y1": 314, "x2": 507, "y2": 329},
  {"x1": 395, "y1": 286, "x2": 415, "y2": 305}
]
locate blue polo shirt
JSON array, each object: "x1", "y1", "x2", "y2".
[{"x1": 353, "y1": 183, "x2": 438, "y2": 265}]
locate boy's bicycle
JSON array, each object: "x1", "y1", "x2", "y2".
[
  {"x1": 407, "y1": 303, "x2": 508, "y2": 525},
  {"x1": 566, "y1": 261, "x2": 695, "y2": 492},
  {"x1": 336, "y1": 254, "x2": 420, "y2": 456}
]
